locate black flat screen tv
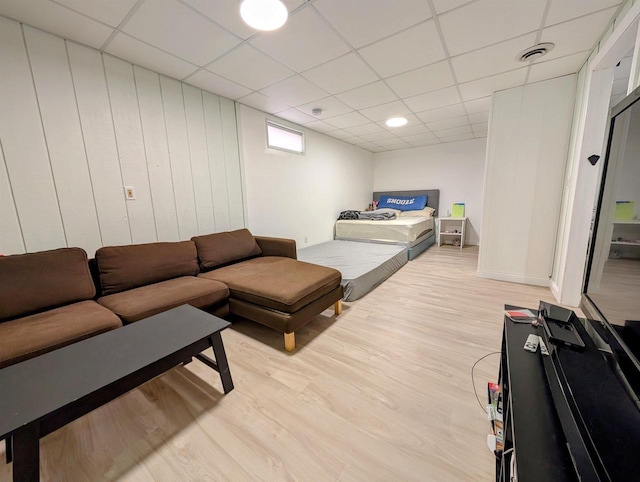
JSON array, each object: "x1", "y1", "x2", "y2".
[{"x1": 583, "y1": 85, "x2": 640, "y2": 399}]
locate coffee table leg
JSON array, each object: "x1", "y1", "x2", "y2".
[
  {"x1": 210, "y1": 332, "x2": 234, "y2": 394},
  {"x1": 11, "y1": 422, "x2": 39, "y2": 482}
]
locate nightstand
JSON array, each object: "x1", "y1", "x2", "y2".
[{"x1": 438, "y1": 217, "x2": 467, "y2": 249}]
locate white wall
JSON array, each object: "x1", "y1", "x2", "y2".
[
  {"x1": 0, "y1": 17, "x2": 244, "y2": 256},
  {"x1": 372, "y1": 138, "x2": 486, "y2": 245},
  {"x1": 238, "y1": 105, "x2": 374, "y2": 247},
  {"x1": 478, "y1": 75, "x2": 577, "y2": 286},
  {"x1": 551, "y1": 1, "x2": 640, "y2": 306}
]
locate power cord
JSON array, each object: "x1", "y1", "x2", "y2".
[{"x1": 471, "y1": 351, "x2": 501, "y2": 414}]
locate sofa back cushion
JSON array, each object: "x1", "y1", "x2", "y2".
[
  {"x1": 192, "y1": 229, "x2": 262, "y2": 271},
  {"x1": 0, "y1": 247, "x2": 96, "y2": 321},
  {"x1": 96, "y1": 241, "x2": 199, "y2": 296}
]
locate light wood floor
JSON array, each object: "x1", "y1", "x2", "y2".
[{"x1": 0, "y1": 246, "x2": 557, "y2": 482}]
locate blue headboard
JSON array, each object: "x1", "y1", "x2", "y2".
[{"x1": 373, "y1": 189, "x2": 440, "y2": 216}]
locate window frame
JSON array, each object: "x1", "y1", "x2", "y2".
[{"x1": 266, "y1": 120, "x2": 305, "y2": 155}]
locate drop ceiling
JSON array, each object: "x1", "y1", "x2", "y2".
[{"x1": 0, "y1": 0, "x2": 624, "y2": 152}]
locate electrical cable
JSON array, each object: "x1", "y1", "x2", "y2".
[{"x1": 471, "y1": 351, "x2": 501, "y2": 414}]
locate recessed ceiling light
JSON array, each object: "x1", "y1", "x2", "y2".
[
  {"x1": 240, "y1": 0, "x2": 288, "y2": 31},
  {"x1": 386, "y1": 117, "x2": 408, "y2": 127},
  {"x1": 517, "y1": 43, "x2": 555, "y2": 62}
]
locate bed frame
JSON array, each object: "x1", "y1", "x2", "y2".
[{"x1": 336, "y1": 189, "x2": 440, "y2": 260}]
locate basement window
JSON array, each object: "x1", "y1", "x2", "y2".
[{"x1": 266, "y1": 121, "x2": 305, "y2": 154}]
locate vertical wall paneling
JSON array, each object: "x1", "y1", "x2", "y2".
[
  {"x1": 220, "y1": 97, "x2": 245, "y2": 229},
  {"x1": 183, "y1": 84, "x2": 215, "y2": 234},
  {"x1": 103, "y1": 54, "x2": 157, "y2": 244},
  {"x1": 203, "y1": 91, "x2": 231, "y2": 232},
  {"x1": 0, "y1": 18, "x2": 66, "y2": 252},
  {"x1": 66, "y1": 42, "x2": 132, "y2": 248},
  {"x1": 159, "y1": 75, "x2": 199, "y2": 239},
  {"x1": 133, "y1": 66, "x2": 179, "y2": 241},
  {"x1": 23, "y1": 27, "x2": 103, "y2": 255},
  {"x1": 0, "y1": 144, "x2": 25, "y2": 254}
]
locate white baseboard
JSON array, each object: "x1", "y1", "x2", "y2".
[
  {"x1": 549, "y1": 280, "x2": 561, "y2": 303},
  {"x1": 476, "y1": 270, "x2": 550, "y2": 287}
]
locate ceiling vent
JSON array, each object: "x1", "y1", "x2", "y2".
[{"x1": 517, "y1": 43, "x2": 555, "y2": 62}]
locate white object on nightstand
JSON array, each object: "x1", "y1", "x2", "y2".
[{"x1": 438, "y1": 217, "x2": 467, "y2": 249}]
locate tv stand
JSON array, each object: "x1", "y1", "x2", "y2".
[{"x1": 497, "y1": 304, "x2": 640, "y2": 482}]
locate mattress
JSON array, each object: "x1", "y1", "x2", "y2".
[
  {"x1": 335, "y1": 217, "x2": 434, "y2": 245},
  {"x1": 297, "y1": 240, "x2": 407, "y2": 301}
]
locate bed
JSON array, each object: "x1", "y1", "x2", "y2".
[{"x1": 335, "y1": 189, "x2": 439, "y2": 260}]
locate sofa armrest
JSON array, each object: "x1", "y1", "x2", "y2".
[{"x1": 255, "y1": 236, "x2": 297, "y2": 260}]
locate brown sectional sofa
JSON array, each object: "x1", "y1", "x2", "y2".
[
  {"x1": 0, "y1": 229, "x2": 343, "y2": 367},
  {"x1": 0, "y1": 248, "x2": 122, "y2": 369},
  {"x1": 193, "y1": 229, "x2": 343, "y2": 351}
]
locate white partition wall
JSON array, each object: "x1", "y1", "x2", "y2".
[
  {"x1": 0, "y1": 17, "x2": 245, "y2": 256},
  {"x1": 478, "y1": 75, "x2": 577, "y2": 286}
]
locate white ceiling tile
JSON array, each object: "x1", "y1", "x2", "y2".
[
  {"x1": 305, "y1": 120, "x2": 337, "y2": 133},
  {"x1": 207, "y1": 44, "x2": 294, "y2": 90},
  {"x1": 540, "y1": 8, "x2": 618, "y2": 62},
  {"x1": 260, "y1": 75, "x2": 328, "y2": 106},
  {"x1": 122, "y1": 0, "x2": 241, "y2": 66},
  {"x1": 360, "y1": 130, "x2": 398, "y2": 141},
  {"x1": 468, "y1": 111, "x2": 490, "y2": 124},
  {"x1": 474, "y1": 132, "x2": 488, "y2": 139},
  {"x1": 336, "y1": 81, "x2": 398, "y2": 110},
  {"x1": 297, "y1": 96, "x2": 353, "y2": 119},
  {"x1": 313, "y1": 0, "x2": 431, "y2": 49},
  {"x1": 327, "y1": 129, "x2": 356, "y2": 140},
  {"x1": 344, "y1": 123, "x2": 385, "y2": 136},
  {"x1": 250, "y1": 8, "x2": 350, "y2": 72},
  {"x1": 301, "y1": 53, "x2": 378, "y2": 94},
  {"x1": 464, "y1": 96, "x2": 492, "y2": 114},
  {"x1": 426, "y1": 116, "x2": 470, "y2": 131},
  {"x1": 276, "y1": 108, "x2": 318, "y2": 125},
  {"x1": 459, "y1": 68, "x2": 527, "y2": 101},
  {"x1": 374, "y1": 138, "x2": 410, "y2": 148},
  {"x1": 439, "y1": 0, "x2": 546, "y2": 56},
  {"x1": 183, "y1": 0, "x2": 255, "y2": 40},
  {"x1": 0, "y1": 0, "x2": 114, "y2": 48},
  {"x1": 452, "y1": 33, "x2": 537, "y2": 83},
  {"x1": 545, "y1": 0, "x2": 621, "y2": 27},
  {"x1": 54, "y1": 0, "x2": 137, "y2": 27},
  {"x1": 527, "y1": 51, "x2": 588, "y2": 83},
  {"x1": 404, "y1": 86, "x2": 461, "y2": 113},
  {"x1": 360, "y1": 101, "x2": 411, "y2": 122},
  {"x1": 105, "y1": 33, "x2": 199, "y2": 80},
  {"x1": 382, "y1": 122, "x2": 431, "y2": 135},
  {"x1": 432, "y1": 0, "x2": 474, "y2": 15},
  {"x1": 439, "y1": 133, "x2": 476, "y2": 143},
  {"x1": 472, "y1": 122, "x2": 489, "y2": 134},
  {"x1": 410, "y1": 138, "x2": 442, "y2": 147},
  {"x1": 434, "y1": 125, "x2": 473, "y2": 138},
  {"x1": 324, "y1": 111, "x2": 370, "y2": 128},
  {"x1": 399, "y1": 132, "x2": 438, "y2": 142},
  {"x1": 358, "y1": 21, "x2": 445, "y2": 78},
  {"x1": 386, "y1": 60, "x2": 455, "y2": 98},
  {"x1": 238, "y1": 92, "x2": 289, "y2": 114},
  {"x1": 185, "y1": 69, "x2": 252, "y2": 99},
  {"x1": 415, "y1": 103, "x2": 467, "y2": 123}
]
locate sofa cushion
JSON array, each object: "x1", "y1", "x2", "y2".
[
  {"x1": 0, "y1": 300, "x2": 122, "y2": 368},
  {"x1": 98, "y1": 276, "x2": 229, "y2": 324},
  {"x1": 0, "y1": 248, "x2": 95, "y2": 321},
  {"x1": 192, "y1": 229, "x2": 262, "y2": 270},
  {"x1": 96, "y1": 241, "x2": 199, "y2": 295},
  {"x1": 199, "y1": 257, "x2": 341, "y2": 313}
]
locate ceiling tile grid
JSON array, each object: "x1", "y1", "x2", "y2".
[{"x1": 0, "y1": 0, "x2": 625, "y2": 153}]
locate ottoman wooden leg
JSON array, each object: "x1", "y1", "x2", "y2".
[
  {"x1": 334, "y1": 300, "x2": 343, "y2": 315},
  {"x1": 284, "y1": 332, "x2": 295, "y2": 352}
]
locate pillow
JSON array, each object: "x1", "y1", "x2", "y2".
[
  {"x1": 377, "y1": 195, "x2": 427, "y2": 211},
  {"x1": 398, "y1": 206, "x2": 435, "y2": 218},
  {"x1": 192, "y1": 229, "x2": 262, "y2": 270}
]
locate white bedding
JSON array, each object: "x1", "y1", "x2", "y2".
[{"x1": 335, "y1": 217, "x2": 434, "y2": 245}]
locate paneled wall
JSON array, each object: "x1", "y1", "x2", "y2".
[
  {"x1": 0, "y1": 17, "x2": 244, "y2": 256},
  {"x1": 478, "y1": 75, "x2": 577, "y2": 286}
]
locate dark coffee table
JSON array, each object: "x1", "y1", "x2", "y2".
[{"x1": 0, "y1": 304, "x2": 234, "y2": 481}]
